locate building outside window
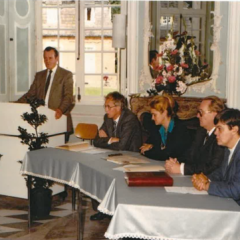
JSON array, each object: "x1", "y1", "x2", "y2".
[{"x1": 40, "y1": 0, "x2": 121, "y2": 104}]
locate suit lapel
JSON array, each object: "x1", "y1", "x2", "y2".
[
  {"x1": 49, "y1": 66, "x2": 61, "y2": 101},
  {"x1": 40, "y1": 70, "x2": 48, "y2": 99},
  {"x1": 224, "y1": 140, "x2": 240, "y2": 176},
  {"x1": 199, "y1": 130, "x2": 215, "y2": 151}
]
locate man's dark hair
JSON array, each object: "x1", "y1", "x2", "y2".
[
  {"x1": 149, "y1": 50, "x2": 158, "y2": 64},
  {"x1": 44, "y1": 46, "x2": 59, "y2": 58},
  {"x1": 105, "y1": 91, "x2": 127, "y2": 110},
  {"x1": 214, "y1": 108, "x2": 240, "y2": 134}
]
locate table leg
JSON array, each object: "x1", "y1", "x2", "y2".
[
  {"x1": 72, "y1": 188, "x2": 76, "y2": 211},
  {"x1": 27, "y1": 176, "x2": 32, "y2": 228},
  {"x1": 77, "y1": 190, "x2": 83, "y2": 240}
]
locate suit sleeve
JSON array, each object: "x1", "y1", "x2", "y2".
[
  {"x1": 58, "y1": 71, "x2": 74, "y2": 114},
  {"x1": 184, "y1": 141, "x2": 225, "y2": 175},
  {"x1": 93, "y1": 116, "x2": 111, "y2": 148},
  {"x1": 17, "y1": 73, "x2": 39, "y2": 103},
  {"x1": 208, "y1": 159, "x2": 240, "y2": 201}
]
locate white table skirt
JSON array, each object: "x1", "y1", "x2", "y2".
[{"x1": 20, "y1": 148, "x2": 240, "y2": 240}]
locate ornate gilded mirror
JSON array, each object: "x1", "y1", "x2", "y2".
[{"x1": 140, "y1": 1, "x2": 222, "y2": 95}]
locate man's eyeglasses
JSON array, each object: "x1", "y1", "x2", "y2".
[{"x1": 197, "y1": 109, "x2": 212, "y2": 117}]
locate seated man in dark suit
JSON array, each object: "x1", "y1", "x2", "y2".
[
  {"x1": 91, "y1": 91, "x2": 142, "y2": 220},
  {"x1": 165, "y1": 96, "x2": 226, "y2": 175},
  {"x1": 94, "y1": 91, "x2": 142, "y2": 152},
  {"x1": 192, "y1": 108, "x2": 240, "y2": 205}
]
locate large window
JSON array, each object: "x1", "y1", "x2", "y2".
[{"x1": 40, "y1": 0, "x2": 121, "y2": 104}]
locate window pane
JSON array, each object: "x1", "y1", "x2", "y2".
[
  {"x1": 103, "y1": 6, "x2": 120, "y2": 28},
  {"x1": 85, "y1": 75, "x2": 101, "y2": 96},
  {"x1": 59, "y1": 0, "x2": 76, "y2": 6},
  {"x1": 42, "y1": 0, "x2": 58, "y2": 7},
  {"x1": 103, "y1": 1, "x2": 121, "y2": 6},
  {"x1": 42, "y1": 30, "x2": 58, "y2": 49},
  {"x1": 103, "y1": 30, "x2": 113, "y2": 51},
  {"x1": 85, "y1": 7, "x2": 102, "y2": 28},
  {"x1": 59, "y1": 8, "x2": 75, "y2": 29},
  {"x1": 192, "y1": 1, "x2": 202, "y2": 10},
  {"x1": 103, "y1": 53, "x2": 117, "y2": 74},
  {"x1": 42, "y1": 8, "x2": 58, "y2": 29},
  {"x1": 103, "y1": 75, "x2": 118, "y2": 95},
  {"x1": 59, "y1": 30, "x2": 75, "y2": 51},
  {"x1": 85, "y1": 53, "x2": 101, "y2": 74},
  {"x1": 85, "y1": 1, "x2": 102, "y2": 7},
  {"x1": 59, "y1": 52, "x2": 76, "y2": 73},
  {"x1": 85, "y1": 30, "x2": 102, "y2": 51}
]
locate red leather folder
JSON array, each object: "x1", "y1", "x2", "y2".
[{"x1": 125, "y1": 172, "x2": 173, "y2": 187}]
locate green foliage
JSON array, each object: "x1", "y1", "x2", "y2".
[{"x1": 18, "y1": 98, "x2": 49, "y2": 151}]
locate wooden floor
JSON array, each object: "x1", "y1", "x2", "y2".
[{"x1": 0, "y1": 188, "x2": 111, "y2": 240}]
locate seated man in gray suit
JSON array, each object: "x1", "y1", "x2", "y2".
[
  {"x1": 17, "y1": 46, "x2": 74, "y2": 141},
  {"x1": 192, "y1": 108, "x2": 240, "y2": 205},
  {"x1": 94, "y1": 91, "x2": 142, "y2": 152},
  {"x1": 165, "y1": 96, "x2": 226, "y2": 175},
  {"x1": 92, "y1": 91, "x2": 142, "y2": 220}
]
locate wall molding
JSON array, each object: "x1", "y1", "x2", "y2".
[{"x1": 226, "y1": 2, "x2": 240, "y2": 108}]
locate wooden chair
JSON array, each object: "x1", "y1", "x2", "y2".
[
  {"x1": 75, "y1": 123, "x2": 98, "y2": 145},
  {"x1": 72, "y1": 123, "x2": 98, "y2": 211}
]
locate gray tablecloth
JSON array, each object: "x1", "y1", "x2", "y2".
[{"x1": 20, "y1": 148, "x2": 240, "y2": 240}]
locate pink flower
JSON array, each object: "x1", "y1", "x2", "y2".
[
  {"x1": 168, "y1": 76, "x2": 176, "y2": 83},
  {"x1": 155, "y1": 65, "x2": 164, "y2": 71},
  {"x1": 195, "y1": 50, "x2": 200, "y2": 56},
  {"x1": 166, "y1": 65, "x2": 174, "y2": 71},
  {"x1": 181, "y1": 63, "x2": 189, "y2": 68},
  {"x1": 156, "y1": 76, "x2": 163, "y2": 84},
  {"x1": 171, "y1": 49, "x2": 178, "y2": 55}
]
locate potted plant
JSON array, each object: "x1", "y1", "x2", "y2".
[{"x1": 18, "y1": 98, "x2": 53, "y2": 219}]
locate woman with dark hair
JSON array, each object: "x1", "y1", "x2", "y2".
[{"x1": 140, "y1": 95, "x2": 191, "y2": 161}]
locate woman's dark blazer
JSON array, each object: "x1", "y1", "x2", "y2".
[{"x1": 144, "y1": 118, "x2": 192, "y2": 161}]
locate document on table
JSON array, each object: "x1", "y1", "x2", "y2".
[
  {"x1": 123, "y1": 165, "x2": 165, "y2": 172},
  {"x1": 107, "y1": 155, "x2": 150, "y2": 165},
  {"x1": 113, "y1": 165, "x2": 140, "y2": 172},
  {"x1": 165, "y1": 187, "x2": 208, "y2": 195},
  {"x1": 56, "y1": 142, "x2": 90, "y2": 152},
  {"x1": 80, "y1": 147, "x2": 113, "y2": 154}
]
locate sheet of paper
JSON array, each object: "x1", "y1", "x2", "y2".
[
  {"x1": 123, "y1": 165, "x2": 165, "y2": 172},
  {"x1": 107, "y1": 155, "x2": 150, "y2": 165},
  {"x1": 56, "y1": 142, "x2": 89, "y2": 152},
  {"x1": 164, "y1": 187, "x2": 208, "y2": 195},
  {"x1": 113, "y1": 165, "x2": 140, "y2": 172},
  {"x1": 80, "y1": 147, "x2": 113, "y2": 154}
]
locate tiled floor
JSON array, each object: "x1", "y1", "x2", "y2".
[{"x1": 0, "y1": 189, "x2": 110, "y2": 240}]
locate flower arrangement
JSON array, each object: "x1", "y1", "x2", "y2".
[{"x1": 149, "y1": 30, "x2": 210, "y2": 96}]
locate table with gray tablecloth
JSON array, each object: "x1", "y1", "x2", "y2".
[{"x1": 20, "y1": 148, "x2": 240, "y2": 240}]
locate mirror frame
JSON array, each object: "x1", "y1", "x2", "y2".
[{"x1": 139, "y1": 1, "x2": 222, "y2": 94}]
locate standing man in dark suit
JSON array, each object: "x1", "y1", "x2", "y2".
[
  {"x1": 17, "y1": 46, "x2": 74, "y2": 140},
  {"x1": 94, "y1": 91, "x2": 142, "y2": 152},
  {"x1": 192, "y1": 108, "x2": 240, "y2": 205},
  {"x1": 165, "y1": 96, "x2": 226, "y2": 175}
]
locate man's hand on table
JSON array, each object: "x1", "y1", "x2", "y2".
[
  {"x1": 165, "y1": 158, "x2": 181, "y2": 174},
  {"x1": 192, "y1": 173, "x2": 210, "y2": 191}
]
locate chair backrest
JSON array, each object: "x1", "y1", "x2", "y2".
[{"x1": 75, "y1": 123, "x2": 98, "y2": 142}]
